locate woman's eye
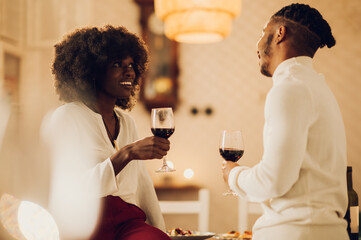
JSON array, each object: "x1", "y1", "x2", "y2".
[
  {"x1": 112, "y1": 61, "x2": 134, "y2": 70},
  {"x1": 113, "y1": 62, "x2": 121, "y2": 67}
]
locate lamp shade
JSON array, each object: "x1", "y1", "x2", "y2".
[{"x1": 154, "y1": 0, "x2": 241, "y2": 44}]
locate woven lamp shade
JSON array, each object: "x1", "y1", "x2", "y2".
[{"x1": 154, "y1": 0, "x2": 241, "y2": 44}]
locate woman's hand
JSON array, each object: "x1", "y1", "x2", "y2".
[
  {"x1": 110, "y1": 136, "x2": 170, "y2": 175},
  {"x1": 128, "y1": 136, "x2": 170, "y2": 160}
]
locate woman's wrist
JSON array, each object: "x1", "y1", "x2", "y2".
[{"x1": 110, "y1": 145, "x2": 133, "y2": 175}]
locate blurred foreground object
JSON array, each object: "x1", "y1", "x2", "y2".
[
  {"x1": 154, "y1": 0, "x2": 241, "y2": 43},
  {"x1": 0, "y1": 193, "x2": 59, "y2": 240}
]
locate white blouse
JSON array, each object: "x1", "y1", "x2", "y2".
[
  {"x1": 42, "y1": 102, "x2": 165, "y2": 238},
  {"x1": 228, "y1": 57, "x2": 348, "y2": 239}
]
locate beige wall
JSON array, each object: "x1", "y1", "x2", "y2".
[{"x1": 0, "y1": 0, "x2": 360, "y2": 238}]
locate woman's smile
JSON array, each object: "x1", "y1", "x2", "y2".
[{"x1": 119, "y1": 81, "x2": 133, "y2": 88}]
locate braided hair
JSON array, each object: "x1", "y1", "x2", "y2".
[{"x1": 271, "y1": 3, "x2": 335, "y2": 54}]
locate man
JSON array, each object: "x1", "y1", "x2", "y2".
[{"x1": 222, "y1": 3, "x2": 348, "y2": 240}]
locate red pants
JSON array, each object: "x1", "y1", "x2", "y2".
[{"x1": 90, "y1": 196, "x2": 170, "y2": 240}]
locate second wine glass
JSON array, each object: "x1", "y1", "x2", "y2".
[
  {"x1": 220, "y1": 130, "x2": 244, "y2": 195},
  {"x1": 151, "y1": 107, "x2": 175, "y2": 173}
]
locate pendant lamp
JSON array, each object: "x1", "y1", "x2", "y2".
[{"x1": 154, "y1": 0, "x2": 241, "y2": 44}]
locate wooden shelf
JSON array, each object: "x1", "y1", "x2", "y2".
[{"x1": 155, "y1": 184, "x2": 201, "y2": 191}]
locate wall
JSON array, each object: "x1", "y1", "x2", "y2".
[{"x1": 0, "y1": 0, "x2": 360, "y2": 238}]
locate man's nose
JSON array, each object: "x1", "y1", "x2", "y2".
[{"x1": 256, "y1": 38, "x2": 261, "y2": 49}]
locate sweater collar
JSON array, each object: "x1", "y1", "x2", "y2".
[{"x1": 272, "y1": 56, "x2": 313, "y2": 83}]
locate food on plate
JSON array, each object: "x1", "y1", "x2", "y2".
[
  {"x1": 219, "y1": 230, "x2": 252, "y2": 239},
  {"x1": 239, "y1": 231, "x2": 252, "y2": 239},
  {"x1": 222, "y1": 230, "x2": 240, "y2": 238},
  {"x1": 168, "y1": 227, "x2": 194, "y2": 236}
]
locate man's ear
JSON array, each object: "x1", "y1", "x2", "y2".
[{"x1": 275, "y1": 25, "x2": 286, "y2": 44}]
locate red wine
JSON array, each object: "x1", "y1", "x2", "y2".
[
  {"x1": 151, "y1": 128, "x2": 175, "y2": 139},
  {"x1": 219, "y1": 148, "x2": 244, "y2": 162}
]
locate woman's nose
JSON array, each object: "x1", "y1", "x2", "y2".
[{"x1": 124, "y1": 68, "x2": 135, "y2": 77}]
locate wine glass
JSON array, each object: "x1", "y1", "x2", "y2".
[
  {"x1": 220, "y1": 130, "x2": 244, "y2": 196},
  {"x1": 151, "y1": 107, "x2": 175, "y2": 172}
]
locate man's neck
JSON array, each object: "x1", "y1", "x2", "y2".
[{"x1": 270, "y1": 44, "x2": 312, "y2": 76}]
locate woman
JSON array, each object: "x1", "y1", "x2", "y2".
[{"x1": 43, "y1": 25, "x2": 171, "y2": 240}]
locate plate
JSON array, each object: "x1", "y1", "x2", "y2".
[
  {"x1": 169, "y1": 232, "x2": 215, "y2": 240},
  {"x1": 213, "y1": 236, "x2": 238, "y2": 240},
  {"x1": 213, "y1": 233, "x2": 252, "y2": 240}
]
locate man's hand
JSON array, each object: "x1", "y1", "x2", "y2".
[{"x1": 222, "y1": 160, "x2": 240, "y2": 183}]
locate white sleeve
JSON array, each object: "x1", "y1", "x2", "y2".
[
  {"x1": 229, "y1": 81, "x2": 315, "y2": 202},
  {"x1": 43, "y1": 108, "x2": 118, "y2": 198},
  {"x1": 136, "y1": 161, "x2": 166, "y2": 231},
  {"x1": 85, "y1": 157, "x2": 119, "y2": 197},
  {"x1": 42, "y1": 109, "x2": 104, "y2": 239}
]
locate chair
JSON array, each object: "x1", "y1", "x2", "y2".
[
  {"x1": 238, "y1": 198, "x2": 263, "y2": 232},
  {"x1": 158, "y1": 188, "x2": 210, "y2": 232}
]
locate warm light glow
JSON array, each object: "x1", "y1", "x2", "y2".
[
  {"x1": 154, "y1": 0, "x2": 241, "y2": 44},
  {"x1": 18, "y1": 201, "x2": 59, "y2": 240},
  {"x1": 0, "y1": 193, "x2": 60, "y2": 240},
  {"x1": 167, "y1": 161, "x2": 175, "y2": 169},
  {"x1": 184, "y1": 168, "x2": 194, "y2": 179},
  {"x1": 153, "y1": 77, "x2": 173, "y2": 94}
]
